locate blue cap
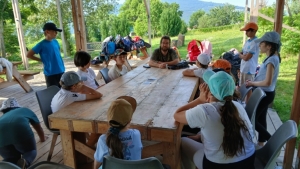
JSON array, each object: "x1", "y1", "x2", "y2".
[
  {"x1": 203, "y1": 70, "x2": 235, "y2": 101},
  {"x1": 114, "y1": 49, "x2": 127, "y2": 56},
  {"x1": 60, "y1": 71, "x2": 87, "y2": 86}
]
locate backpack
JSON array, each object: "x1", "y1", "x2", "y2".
[
  {"x1": 201, "y1": 40, "x2": 212, "y2": 56},
  {"x1": 221, "y1": 51, "x2": 241, "y2": 84},
  {"x1": 167, "y1": 60, "x2": 189, "y2": 70},
  {"x1": 115, "y1": 35, "x2": 125, "y2": 51},
  {"x1": 187, "y1": 40, "x2": 204, "y2": 61},
  {"x1": 101, "y1": 36, "x2": 116, "y2": 56},
  {"x1": 123, "y1": 36, "x2": 133, "y2": 52}
]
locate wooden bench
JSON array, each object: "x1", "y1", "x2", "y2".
[{"x1": 0, "y1": 61, "x2": 40, "y2": 92}]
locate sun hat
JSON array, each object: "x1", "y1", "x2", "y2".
[
  {"x1": 240, "y1": 22, "x2": 258, "y2": 31},
  {"x1": 114, "y1": 49, "x2": 127, "y2": 56},
  {"x1": 60, "y1": 71, "x2": 87, "y2": 86},
  {"x1": 197, "y1": 53, "x2": 211, "y2": 65},
  {"x1": 203, "y1": 70, "x2": 235, "y2": 101},
  {"x1": 0, "y1": 98, "x2": 21, "y2": 111},
  {"x1": 107, "y1": 96, "x2": 137, "y2": 128},
  {"x1": 43, "y1": 22, "x2": 62, "y2": 32},
  {"x1": 212, "y1": 59, "x2": 231, "y2": 73}
]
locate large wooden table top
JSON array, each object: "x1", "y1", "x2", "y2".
[{"x1": 49, "y1": 65, "x2": 199, "y2": 142}]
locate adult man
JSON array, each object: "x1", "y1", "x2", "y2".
[
  {"x1": 149, "y1": 35, "x2": 179, "y2": 69},
  {"x1": 239, "y1": 22, "x2": 260, "y2": 87},
  {"x1": 27, "y1": 22, "x2": 65, "y2": 87}
]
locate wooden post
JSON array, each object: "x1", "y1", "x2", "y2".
[
  {"x1": 70, "y1": 0, "x2": 87, "y2": 51},
  {"x1": 243, "y1": 0, "x2": 249, "y2": 44},
  {"x1": 11, "y1": 0, "x2": 28, "y2": 69},
  {"x1": 56, "y1": 0, "x2": 68, "y2": 58},
  {"x1": 274, "y1": 0, "x2": 284, "y2": 34},
  {"x1": 143, "y1": 0, "x2": 152, "y2": 56}
]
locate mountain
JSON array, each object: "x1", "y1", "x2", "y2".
[{"x1": 159, "y1": 0, "x2": 244, "y2": 23}]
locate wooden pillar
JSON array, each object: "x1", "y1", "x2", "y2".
[
  {"x1": 143, "y1": 0, "x2": 152, "y2": 55},
  {"x1": 56, "y1": 0, "x2": 68, "y2": 58},
  {"x1": 243, "y1": 0, "x2": 249, "y2": 44},
  {"x1": 70, "y1": 0, "x2": 87, "y2": 51},
  {"x1": 274, "y1": 0, "x2": 284, "y2": 34},
  {"x1": 11, "y1": 0, "x2": 28, "y2": 69}
]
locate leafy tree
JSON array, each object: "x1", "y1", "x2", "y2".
[
  {"x1": 189, "y1": 10, "x2": 205, "y2": 28},
  {"x1": 118, "y1": 0, "x2": 143, "y2": 26},
  {"x1": 134, "y1": 13, "x2": 148, "y2": 37},
  {"x1": 159, "y1": 4, "x2": 182, "y2": 36},
  {"x1": 198, "y1": 14, "x2": 212, "y2": 28},
  {"x1": 110, "y1": 16, "x2": 131, "y2": 37},
  {"x1": 100, "y1": 20, "x2": 110, "y2": 39},
  {"x1": 180, "y1": 20, "x2": 188, "y2": 34},
  {"x1": 149, "y1": 0, "x2": 164, "y2": 37}
]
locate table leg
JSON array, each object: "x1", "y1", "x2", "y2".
[
  {"x1": 162, "y1": 141, "x2": 181, "y2": 169},
  {"x1": 60, "y1": 130, "x2": 77, "y2": 169},
  {"x1": 12, "y1": 66, "x2": 32, "y2": 92}
]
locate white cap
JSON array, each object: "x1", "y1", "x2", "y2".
[
  {"x1": 197, "y1": 53, "x2": 211, "y2": 65},
  {"x1": 0, "y1": 98, "x2": 21, "y2": 111}
]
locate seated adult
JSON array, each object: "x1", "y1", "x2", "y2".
[
  {"x1": 149, "y1": 35, "x2": 179, "y2": 69},
  {"x1": 174, "y1": 70, "x2": 255, "y2": 169},
  {"x1": 0, "y1": 98, "x2": 47, "y2": 168}
]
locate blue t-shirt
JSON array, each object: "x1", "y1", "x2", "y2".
[
  {"x1": 240, "y1": 37, "x2": 259, "y2": 74},
  {"x1": 0, "y1": 107, "x2": 40, "y2": 147},
  {"x1": 32, "y1": 39, "x2": 65, "y2": 76},
  {"x1": 94, "y1": 129, "x2": 143, "y2": 165}
]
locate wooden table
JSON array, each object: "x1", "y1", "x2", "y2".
[
  {"x1": 0, "y1": 61, "x2": 39, "y2": 92},
  {"x1": 49, "y1": 65, "x2": 199, "y2": 169}
]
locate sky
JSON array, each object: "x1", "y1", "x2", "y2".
[{"x1": 117, "y1": 0, "x2": 277, "y2": 7}]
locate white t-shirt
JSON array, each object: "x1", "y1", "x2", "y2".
[
  {"x1": 77, "y1": 68, "x2": 98, "y2": 89},
  {"x1": 240, "y1": 37, "x2": 259, "y2": 74},
  {"x1": 185, "y1": 101, "x2": 255, "y2": 163},
  {"x1": 108, "y1": 64, "x2": 128, "y2": 81},
  {"x1": 51, "y1": 88, "x2": 86, "y2": 113},
  {"x1": 193, "y1": 67, "x2": 210, "y2": 78}
]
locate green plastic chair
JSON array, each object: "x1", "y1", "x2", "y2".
[
  {"x1": 0, "y1": 161, "x2": 21, "y2": 169},
  {"x1": 254, "y1": 120, "x2": 298, "y2": 169},
  {"x1": 27, "y1": 161, "x2": 72, "y2": 169},
  {"x1": 102, "y1": 156, "x2": 165, "y2": 169},
  {"x1": 238, "y1": 83, "x2": 253, "y2": 103}
]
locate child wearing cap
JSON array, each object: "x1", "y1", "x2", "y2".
[
  {"x1": 27, "y1": 22, "x2": 65, "y2": 88},
  {"x1": 74, "y1": 51, "x2": 100, "y2": 89},
  {"x1": 174, "y1": 70, "x2": 255, "y2": 169},
  {"x1": 51, "y1": 71, "x2": 103, "y2": 113},
  {"x1": 238, "y1": 22, "x2": 260, "y2": 87},
  {"x1": 246, "y1": 31, "x2": 282, "y2": 148},
  {"x1": 0, "y1": 98, "x2": 47, "y2": 168},
  {"x1": 108, "y1": 49, "x2": 129, "y2": 81},
  {"x1": 182, "y1": 53, "x2": 211, "y2": 78},
  {"x1": 94, "y1": 96, "x2": 142, "y2": 169}
]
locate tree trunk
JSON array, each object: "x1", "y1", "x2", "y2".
[{"x1": 0, "y1": 0, "x2": 8, "y2": 57}]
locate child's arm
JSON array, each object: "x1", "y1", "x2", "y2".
[
  {"x1": 76, "y1": 84, "x2": 103, "y2": 100},
  {"x1": 27, "y1": 49, "x2": 42, "y2": 62},
  {"x1": 182, "y1": 69, "x2": 196, "y2": 77},
  {"x1": 31, "y1": 123, "x2": 47, "y2": 142},
  {"x1": 93, "y1": 160, "x2": 102, "y2": 169}
]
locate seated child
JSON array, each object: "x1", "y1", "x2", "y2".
[
  {"x1": 51, "y1": 71, "x2": 103, "y2": 113},
  {"x1": 108, "y1": 49, "x2": 129, "y2": 80},
  {"x1": 182, "y1": 53, "x2": 211, "y2": 78},
  {"x1": 94, "y1": 96, "x2": 142, "y2": 169},
  {"x1": 74, "y1": 51, "x2": 100, "y2": 89}
]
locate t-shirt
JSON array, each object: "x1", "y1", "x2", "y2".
[
  {"x1": 240, "y1": 37, "x2": 259, "y2": 75},
  {"x1": 77, "y1": 68, "x2": 98, "y2": 89},
  {"x1": 94, "y1": 129, "x2": 142, "y2": 164},
  {"x1": 193, "y1": 67, "x2": 210, "y2": 78},
  {"x1": 32, "y1": 39, "x2": 65, "y2": 76},
  {"x1": 0, "y1": 107, "x2": 40, "y2": 147},
  {"x1": 254, "y1": 55, "x2": 280, "y2": 92},
  {"x1": 185, "y1": 101, "x2": 255, "y2": 163},
  {"x1": 151, "y1": 48, "x2": 178, "y2": 62},
  {"x1": 51, "y1": 88, "x2": 86, "y2": 113},
  {"x1": 108, "y1": 64, "x2": 128, "y2": 81}
]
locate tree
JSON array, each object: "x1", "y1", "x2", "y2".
[
  {"x1": 180, "y1": 20, "x2": 188, "y2": 34},
  {"x1": 159, "y1": 4, "x2": 182, "y2": 36},
  {"x1": 110, "y1": 16, "x2": 131, "y2": 37},
  {"x1": 118, "y1": 0, "x2": 144, "y2": 26},
  {"x1": 189, "y1": 10, "x2": 205, "y2": 28},
  {"x1": 149, "y1": 0, "x2": 164, "y2": 37}
]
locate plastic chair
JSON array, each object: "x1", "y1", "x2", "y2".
[
  {"x1": 35, "y1": 86, "x2": 60, "y2": 161},
  {"x1": 238, "y1": 83, "x2": 253, "y2": 103},
  {"x1": 100, "y1": 68, "x2": 111, "y2": 84},
  {"x1": 254, "y1": 120, "x2": 298, "y2": 169},
  {"x1": 245, "y1": 87, "x2": 266, "y2": 134},
  {"x1": 0, "y1": 161, "x2": 21, "y2": 169},
  {"x1": 102, "y1": 156, "x2": 165, "y2": 169},
  {"x1": 27, "y1": 161, "x2": 72, "y2": 169}
]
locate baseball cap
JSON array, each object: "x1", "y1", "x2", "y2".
[
  {"x1": 212, "y1": 59, "x2": 231, "y2": 73},
  {"x1": 0, "y1": 98, "x2": 21, "y2": 111},
  {"x1": 197, "y1": 53, "x2": 211, "y2": 65},
  {"x1": 240, "y1": 22, "x2": 258, "y2": 31},
  {"x1": 203, "y1": 70, "x2": 235, "y2": 101},
  {"x1": 43, "y1": 22, "x2": 62, "y2": 32},
  {"x1": 60, "y1": 71, "x2": 87, "y2": 86},
  {"x1": 114, "y1": 49, "x2": 127, "y2": 56},
  {"x1": 255, "y1": 31, "x2": 281, "y2": 45},
  {"x1": 107, "y1": 96, "x2": 137, "y2": 128}
]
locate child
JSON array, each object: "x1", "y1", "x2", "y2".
[
  {"x1": 27, "y1": 22, "x2": 65, "y2": 87},
  {"x1": 51, "y1": 71, "x2": 103, "y2": 113},
  {"x1": 74, "y1": 51, "x2": 99, "y2": 89},
  {"x1": 108, "y1": 49, "x2": 129, "y2": 80},
  {"x1": 182, "y1": 53, "x2": 211, "y2": 78},
  {"x1": 94, "y1": 96, "x2": 142, "y2": 169}
]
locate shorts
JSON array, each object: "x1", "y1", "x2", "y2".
[{"x1": 239, "y1": 73, "x2": 254, "y2": 86}]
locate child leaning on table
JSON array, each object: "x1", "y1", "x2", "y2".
[
  {"x1": 93, "y1": 96, "x2": 142, "y2": 169},
  {"x1": 74, "y1": 51, "x2": 100, "y2": 89},
  {"x1": 182, "y1": 53, "x2": 211, "y2": 78}
]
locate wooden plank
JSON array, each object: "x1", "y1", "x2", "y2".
[
  {"x1": 74, "y1": 139, "x2": 95, "y2": 159},
  {"x1": 11, "y1": 66, "x2": 33, "y2": 92},
  {"x1": 60, "y1": 130, "x2": 76, "y2": 169},
  {"x1": 18, "y1": 70, "x2": 40, "y2": 75}
]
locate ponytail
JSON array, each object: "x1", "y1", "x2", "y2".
[
  {"x1": 106, "y1": 125, "x2": 125, "y2": 159},
  {"x1": 263, "y1": 41, "x2": 281, "y2": 63},
  {"x1": 220, "y1": 96, "x2": 250, "y2": 157}
]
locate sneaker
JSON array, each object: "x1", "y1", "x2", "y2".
[{"x1": 17, "y1": 158, "x2": 26, "y2": 169}]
